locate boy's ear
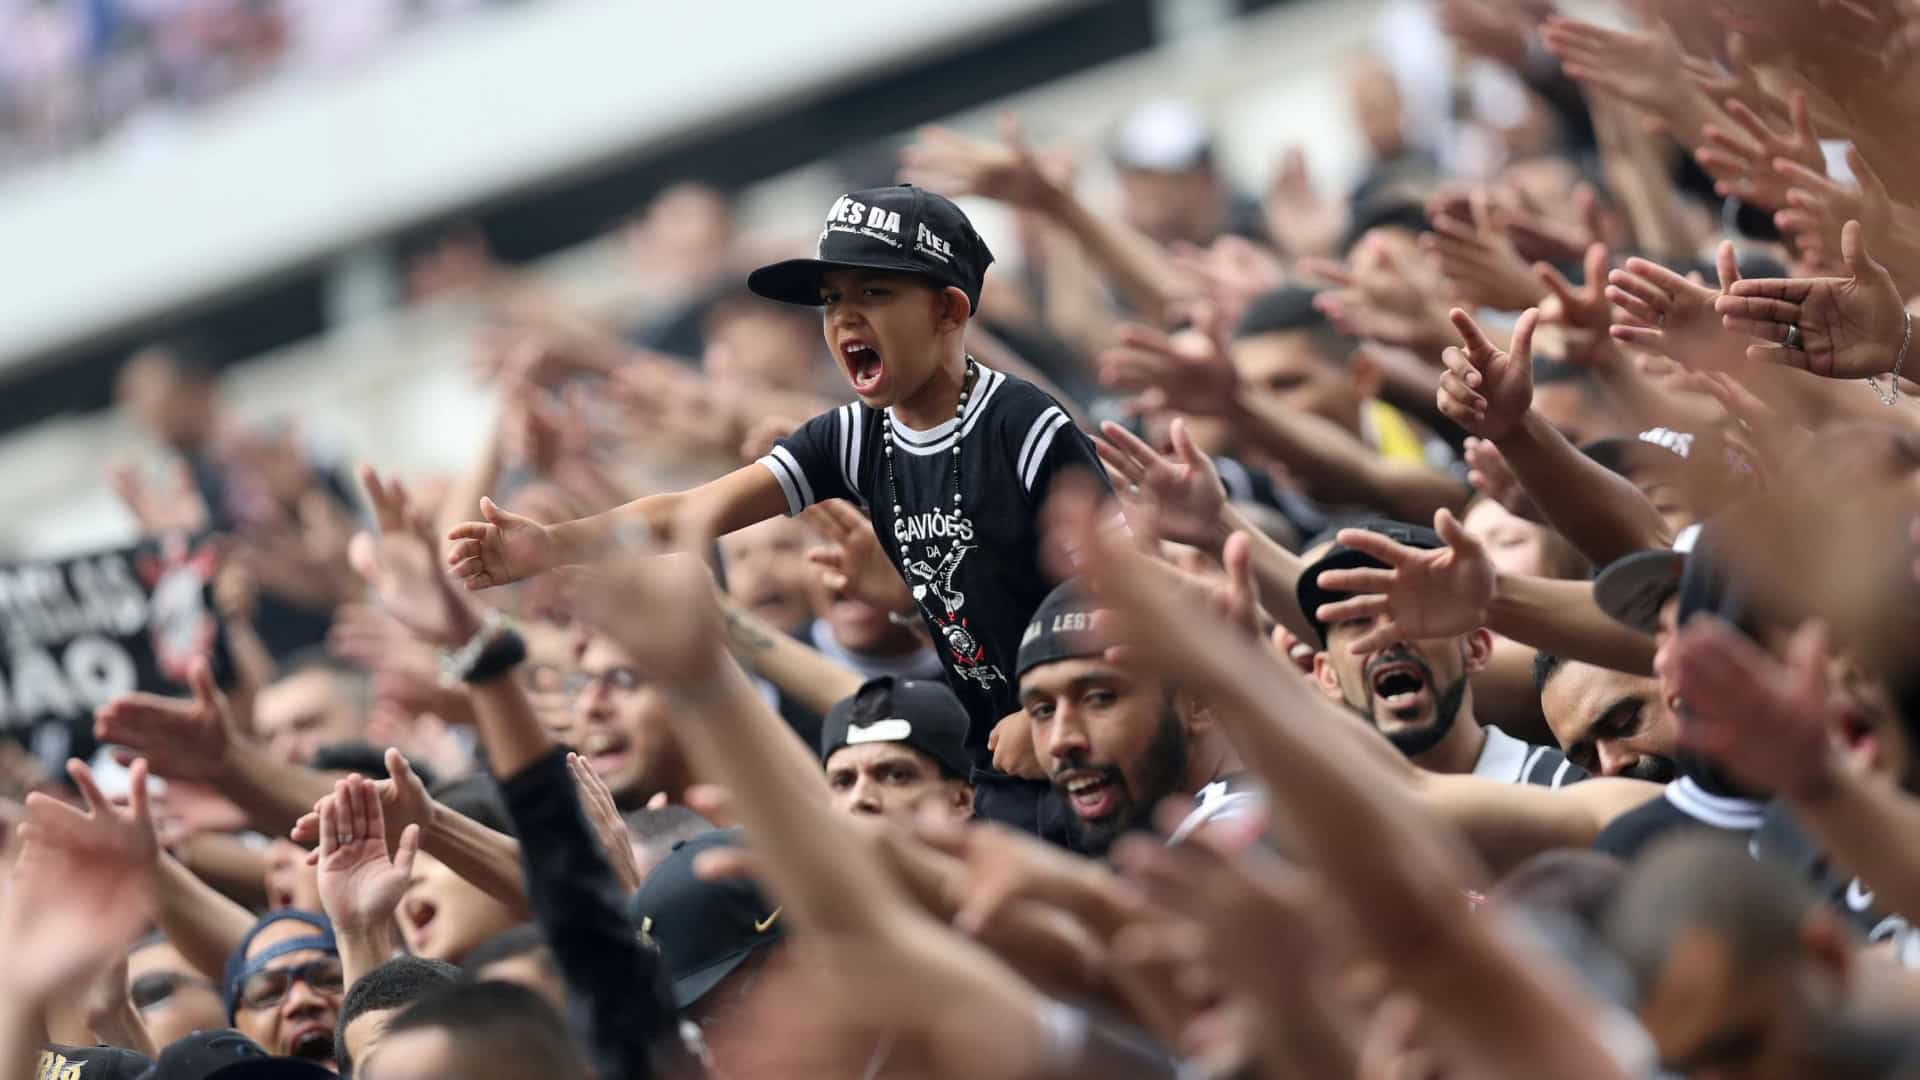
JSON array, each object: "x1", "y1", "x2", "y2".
[{"x1": 936, "y1": 286, "x2": 972, "y2": 331}]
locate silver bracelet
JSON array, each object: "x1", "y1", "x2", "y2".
[
  {"x1": 1868, "y1": 309, "x2": 1912, "y2": 406},
  {"x1": 1038, "y1": 1000, "x2": 1088, "y2": 1072},
  {"x1": 439, "y1": 608, "x2": 505, "y2": 685}
]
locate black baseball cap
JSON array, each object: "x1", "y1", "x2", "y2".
[
  {"x1": 747, "y1": 185, "x2": 994, "y2": 314},
  {"x1": 820, "y1": 677, "x2": 972, "y2": 780},
  {"x1": 1016, "y1": 583, "x2": 1104, "y2": 680},
  {"x1": 1295, "y1": 520, "x2": 1444, "y2": 648},
  {"x1": 137, "y1": 1029, "x2": 332, "y2": 1080},
  {"x1": 1592, "y1": 523, "x2": 1704, "y2": 635},
  {"x1": 628, "y1": 830, "x2": 783, "y2": 1009},
  {"x1": 40, "y1": 1044, "x2": 150, "y2": 1080}
]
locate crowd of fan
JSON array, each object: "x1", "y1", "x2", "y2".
[
  {"x1": 0, "y1": 0, "x2": 512, "y2": 171},
  {"x1": 6, "y1": 0, "x2": 1920, "y2": 1076}
]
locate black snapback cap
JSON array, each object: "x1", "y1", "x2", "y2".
[{"x1": 748, "y1": 185, "x2": 994, "y2": 314}]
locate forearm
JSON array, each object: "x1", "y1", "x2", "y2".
[
  {"x1": 422, "y1": 797, "x2": 531, "y2": 919},
  {"x1": 1230, "y1": 390, "x2": 1466, "y2": 523},
  {"x1": 219, "y1": 739, "x2": 337, "y2": 839},
  {"x1": 86, "y1": 1000, "x2": 156, "y2": 1058},
  {"x1": 155, "y1": 854, "x2": 257, "y2": 980},
  {"x1": 437, "y1": 420, "x2": 507, "y2": 540},
  {"x1": 0, "y1": 1000, "x2": 44, "y2": 1080},
  {"x1": 1488, "y1": 575, "x2": 1654, "y2": 674},
  {"x1": 719, "y1": 602, "x2": 864, "y2": 717},
  {"x1": 1496, "y1": 411, "x2": 1670, "y2": 565},
  {"x1": 222, "y1": 617, "x2": 278, "y2": 694},
  {"x1": 1040, "y1": 185, "x2": 1192, "y2": 323},
  {"x1": 663, "y1": 654, "x2": 907, "y2": 934},
  {"x1": 171, "y1": 833, "x2": 270, "y2": 909},
  {"x1": 1222, "y1": 505, "x2": 1313, "y2": 645},
  {"x1": 336, "y1": 922, "x2": 399, "y2": 990},
  {"x1": 547, "y1": 493, "x2": 679, "y2": 566}
]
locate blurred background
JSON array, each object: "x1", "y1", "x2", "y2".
[{"x1": 0, "y1": 0, "x2": 1602, "y2": 554}]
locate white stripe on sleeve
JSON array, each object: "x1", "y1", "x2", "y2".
[{"x1": 1020, "y1": 410, "x2": 1073, "y2": 492}]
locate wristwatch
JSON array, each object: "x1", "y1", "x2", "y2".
[{"x1": 441, "y1": 610, "x2": 528, "y2": 685}]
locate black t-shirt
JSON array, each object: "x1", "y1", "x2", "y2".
[
  {"x1": 1753, "y1": 804, "x2": 1920, "y2": 968},
  {"x1": 1592, "y1": 776, "x2": 1767, "y2": 860},
  {"x1": 759, "y1": 364, "x2": 1106, "y2": 749}
]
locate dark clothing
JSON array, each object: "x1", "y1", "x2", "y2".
[
  {"x1": 1754, "y1": 805, "x2": 1920, "y2": 968},
  {"x1": 1592, "y1": 776, "x2": 1766, "y2": 860},
  {"x1": 499, "y1": 747, "x2": 689, "y2": 1080},
  {"x1": 760, "y1": 365, "x2": 1108, "y2": 748}
]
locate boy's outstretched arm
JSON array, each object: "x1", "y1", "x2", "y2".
[{"x1": 446, "y1": 460, "x2": 793, "y2": 590}]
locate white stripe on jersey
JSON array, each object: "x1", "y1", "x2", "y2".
[
  {"x1": 836, "y1": 403, "x2": 865, "y2": 504},
  {"x1": 886, "y1": 368, "x2": 1006, "y2": 455},
  {"x1": 760, "y1": 445, "x2": 814, "y2": 514},
  {"x1": 1016, "y1": 406, "x2": 1069, "y2": 491},
  {"x1": 1665, "y1": 776, "x2": 1767, "y2": 830}
]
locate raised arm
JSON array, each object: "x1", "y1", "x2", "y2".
[
  {"x1": 445, "y1": 460, "x2": 791, "y2": 591},
  {"x1": 1438, "y1": 306, "x2": 1671, "y2": 564},
  {"x1": 900, "y1": 116, "x2": 1193, "y2": 323},
  {"x1": 1042, "y1": 481, "x2": 1637, "y2": 1079}
]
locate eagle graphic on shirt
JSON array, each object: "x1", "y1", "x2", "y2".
[{"x1": 902, "y1": 535, "x2": 1002, "y2": 690}]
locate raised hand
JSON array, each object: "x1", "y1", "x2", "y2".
[
  {"x1": 1093, "y1": 419, "x2": 1229, "y2": 555},
  {"x1": 1097, "y1": 318, "x2": 1239, "y2": 418},
  {"x1": 445, "y1": 496, "x2": 561, "y2": 591},
  {"x1": 1606, "y1": 242, "x2": 1749, "y2": 371},
  {"x1": 108, "y1": 459, "x2": 211, "y2": 537},
  {"x1": 803, "y1": 499, "x2": 916, "y2": 616},
  {"x1": 1263, "y1": 147, "x2": 1346, "y2": 259},
  {"x1": 1423, "y1": 192, "x2": 1549, "y2": 312},
  {"x1": 5, "y1": 761, "x2": 158, "y2": 1005},
  {"x1": 568, "y1": 752, "x2": 642, "y2": 894},
  {"x1": 1717, "y1": 220, "x2": 1910, "y2": 380},
  {"x1": 355, "y1": 466, "x2": 481, "y2": 647},
  {"x1": 987, "y1": 710, "x2": 1045, "y2": 781},
  {"x1": 1312, "y1": 511, "x2": 1495, "y2": 654},
  {"x1": 315, "y1": 774, "x2": 420, "y2": 936},
  {"x1": 293, "y1": 748, "x2": 437, "y2": 859},
  {"x1": 1776, "y1": 146, "x2": 1920, "y2": 285},
  {"x1": 93, "y1": 660, "x2": 232, "y2": 784},
  {"x1": 1435, "y1": 307, "x2": 1539, "y2": 442},
  {"x1": 1658, "y1": 618, "x2": 1839, "y2": 801},
  {"x1": 1540, "y1": 16, "x2": 1717, "y2": 144},
  {"x1": 1462, "y1": 437, "x2": 1542, "y2": 523},
  {"x1": 1694, "y1": 89, "x2": 1825, "y2": 214},
  {"x1": 1535, "y1": 242, "x2": 1616, "y2": 368},
  {"x1": 1307, "y1": 236, "x2": 1456, "y2": 355},
  {"x1": 566, "y1": 546, "x2": 731, "y2": 688},
  {"x1": 898, "y1": 114, "x2": 1062, "y2": 211}
]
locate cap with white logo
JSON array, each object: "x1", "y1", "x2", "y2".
[
  {"x1": 748, "y1": 185, "x2": 994, "y2": 314},
  {"x1": 819, "y1": 676, "x2": 973, "y2": 780}
]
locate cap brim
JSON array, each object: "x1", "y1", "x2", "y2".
[
  {"x1": 670, "y1": 937, "x2": 778, "y2": 1009},
  {"x1": 1593, "y1": 550, "x2": 1687, "y2": 634},
  {"x1": 746, "y1": 256, "x2": 928, "y2": 306},
  {"x1": 1295, "y1": 548, "x2": 1388, "y2": 649}
]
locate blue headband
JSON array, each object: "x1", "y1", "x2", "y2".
[{"x1": 223, "y1": 910, "x2": 338, "y2": 1021}]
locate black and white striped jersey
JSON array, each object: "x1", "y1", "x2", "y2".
[
  {"x1": 1168, "y1": 773, "x2": 1266, "y2": 845},
  {"x1": 757, "y1": 364, "x2": 1105, "y2": 748},
  {"x1": 1593, "y1": 775, "x2": 1768, "y2": 860},
  {"x1": 1473, "y1": 725, "x2": 1589, "y2": 788}
]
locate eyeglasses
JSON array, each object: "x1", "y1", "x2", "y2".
[
  {"x1": 236, "y1": 957, "x2": 344, "y2": 1011},
  {"x1": 520, "y1": 665, "x2": 646, "y2": 699},
  {"x1": 130, "y1": 971, "x2": 215, "y2": 1012}
]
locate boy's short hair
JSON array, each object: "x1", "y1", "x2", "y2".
[
  {"x1": 1233, "y1": 286, "x2": 1361, "y2": 369},
  {"x1": 370, "y1": 980, "x2": 585, "y2": 1080},
  {"x1": 335, "y1": 956, "x2": 460, "y2": 1074},
  {"x1": 461, "y1": 924, "x2": 555, "y2": 978}
]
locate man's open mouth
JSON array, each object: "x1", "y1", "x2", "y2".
[
  {"x1": 1368, "y1": 659, "x2": 1432, "y2": 721},
  {"x1": 583, "y1": 730, "x2": 633, "y2": 775},
  {"x1": 840, "y1": 339, "x2": 883, "y2": 395},
  {"x1": 1057, "y1": 768, "x2": 1124, "y2": 821},
  {"x1": 288, "y1": 1025, "x2": 335, "y2": 1061}
]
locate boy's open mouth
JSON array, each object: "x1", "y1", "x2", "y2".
[{"x1": 840, "y1": 339, "x2": 883, "y2": 395}]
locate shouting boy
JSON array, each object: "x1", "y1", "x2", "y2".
[{"x1": 446, "y1": 185, "x2": 1103, "y2": 836}]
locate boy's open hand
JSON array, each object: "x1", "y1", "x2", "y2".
[{"x1": 445, "y1": 497, "x2": 560, "y2": 590}]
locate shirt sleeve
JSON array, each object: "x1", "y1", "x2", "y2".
[
  {"x1": 499, "y1": 747, "x2": 690, "y2": 1080},
  {"x1": 1016, "y1": 400, "x2": 1108, "y2": 501},
  {"x1": 756, "y1": 404, "x2": 862, "y2": 515}
]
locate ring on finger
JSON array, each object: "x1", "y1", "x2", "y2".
[{"x1": 1783, "y1": 323, "x2": 1802, "y2": 351}]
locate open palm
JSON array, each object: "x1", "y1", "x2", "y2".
[
  {"x1": 316, "y1": 775, "x2": 419, "y2": 934},
  {"x1": 446, "y1": 496, "x2": 560, "y2": 591},
  {"x1": 1094, "y1": 419, "x2": 1228, "y2": 553},
  {"x1": 1720, "y1": 221, "x2": 1907, "y2": 380},
  {"x1": 356, "y1": 467, "x2": 479, "y2": 648},
  {"x1": 1310, "y1": 512, "x2": 1494, "y2": 653}
]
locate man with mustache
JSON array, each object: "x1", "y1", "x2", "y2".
[
  {"x1": 1298, "y1": 520, "x2": 1588, "y2": 787},
  {"x1": 1017, "y1": 583, "x2": 1259, "y2": 855},
  {"x1": 1533, "y1": 653, "x2": 1680, "y2": 782}
]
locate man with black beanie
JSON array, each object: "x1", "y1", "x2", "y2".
[{"x1": 1016, "y1": 583, "x2": 1260, "y2": 854}]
